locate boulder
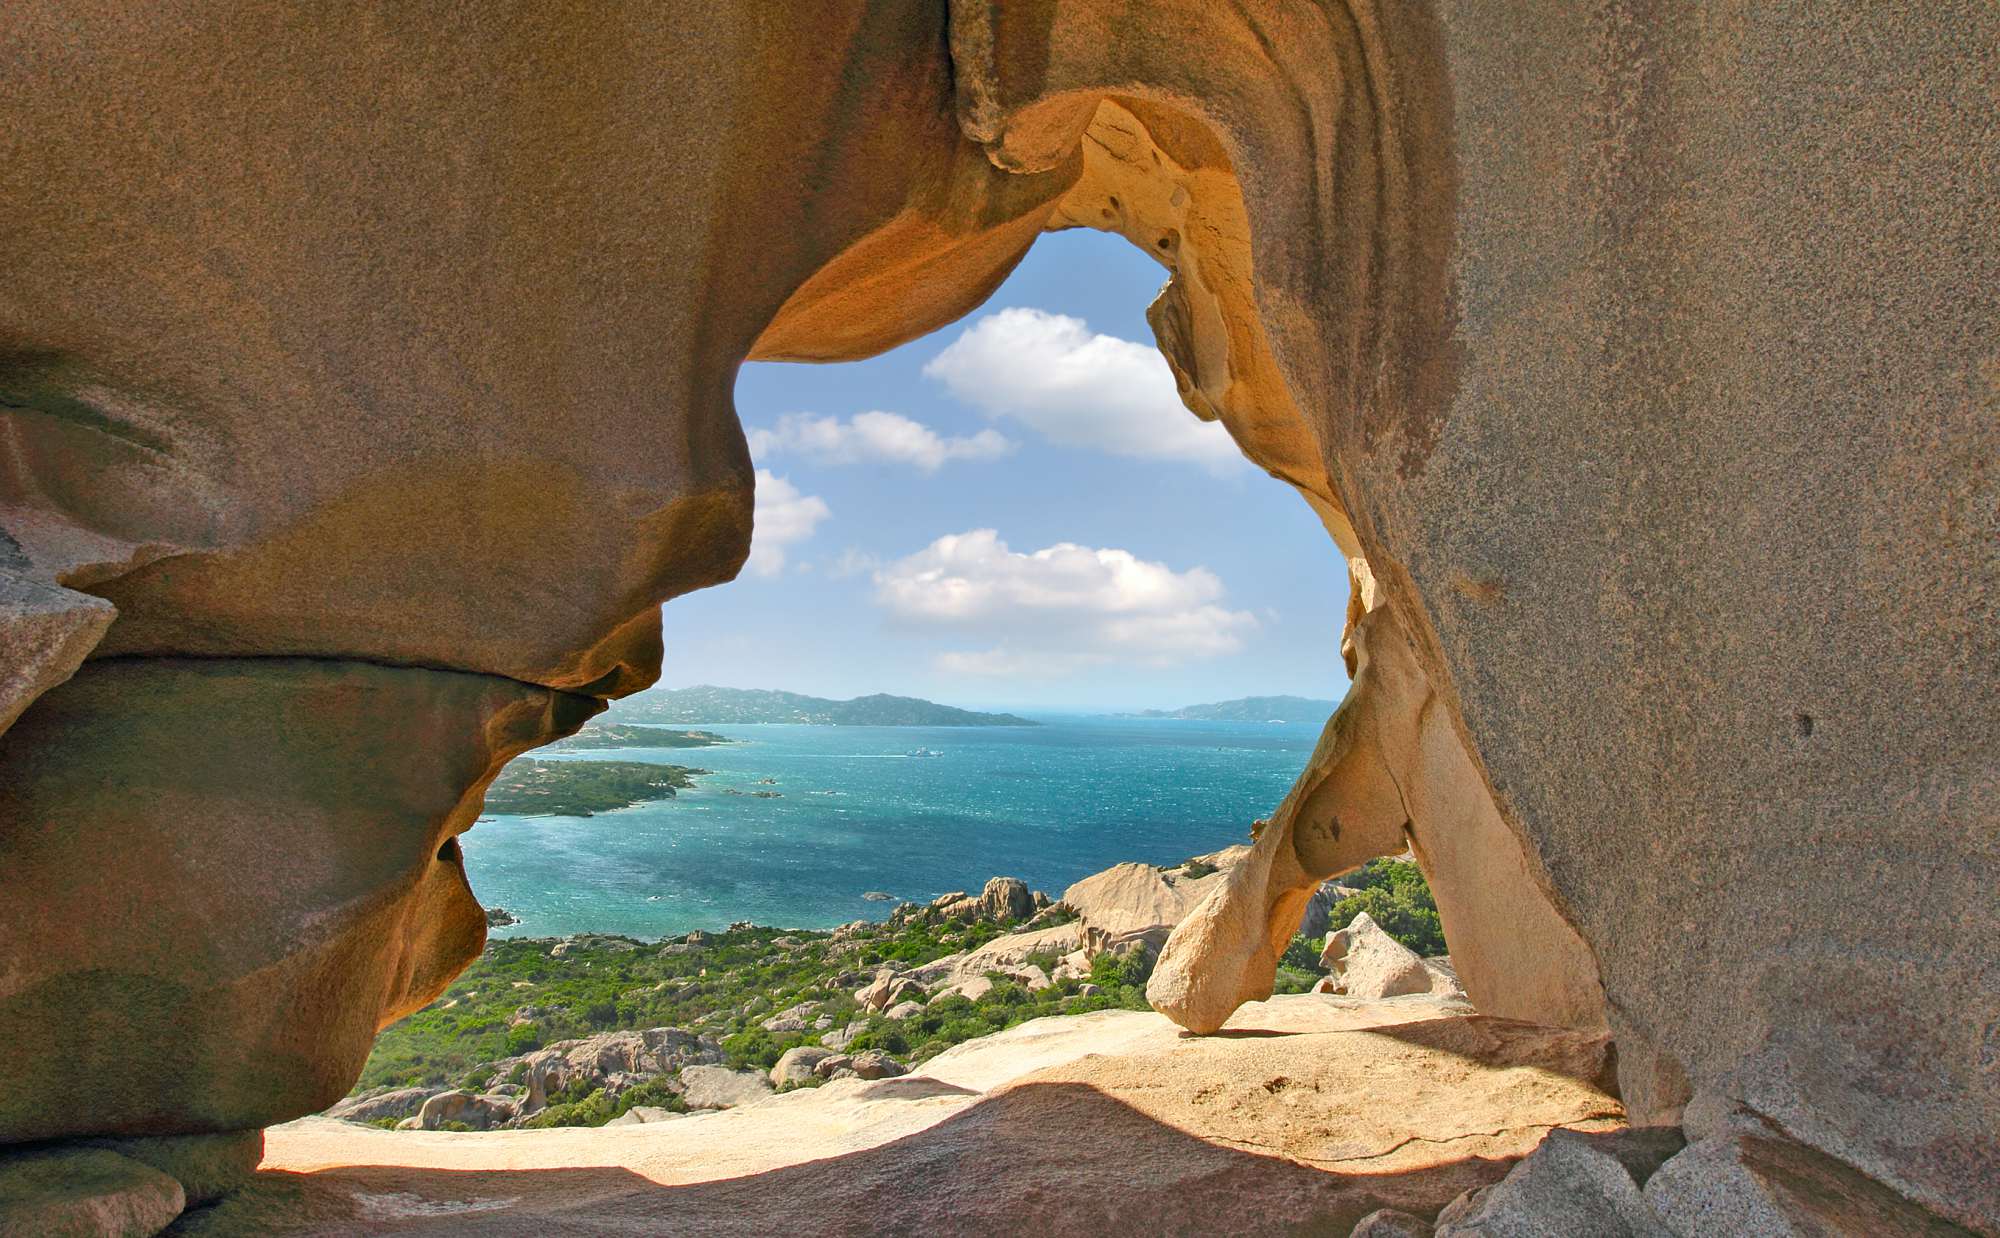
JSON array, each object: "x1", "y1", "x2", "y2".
[
  {"x1": 821, "y1": 1023, "x2": 862, "y2": 1052},
  {"x1": 884, "y1": 1000, "x2": 925, "y2": 1021},
  {"x1": 847, "y1": 1052, "x2": 906, "y2": 1081},
  {"x1": 853, "y1": 970, "x2": 899, "y2": 1011},
  {"x1": 679, "y1": 1066, "x2": 775, "y2": 1111},
  {"x1": 978, "y1": 877, "x2": 1036, "y2": 922},
  {"x1": 1432, "y1": 1127, "x2": 1684, "y2": 1237},
  {"x1": 1321, "y1": 913, "x2": 1432, "y2": 1000},
  {"x1": 948, "y1": 925, "x2": 1084, "y2": 984},
  {"x1": 811, "y1": 1054, "x2": 854, "y2": 1080},
  {"x1": 1004, "y1": 965, "x2": 1052, "y2": 992},
  {"x1": 1061, "y1": 853, "x2": 1240, "y2": 943},
  {"x1": 324, "y1": 1087, "x2": 435, "y2": 1124},
  {"x1": 771, "y1": 1047, "x2": 837, "y2": 1088},
  {"x1": 0, "y1": 1145, "x2": 185, "y2": 1238},
  {"x1": 415, "y1": 1090, "x2": 519, "y2": 1132}
]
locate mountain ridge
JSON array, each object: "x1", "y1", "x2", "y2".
[
  {"x1": 614, "y1": 685, "x2": 1039, "y2": 728},
  {"x1": 1128, "y1": 694, "x2": 1337, "y2": 722}
]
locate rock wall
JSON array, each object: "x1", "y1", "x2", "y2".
[{"x1": 0, "y1": 1, "x2": 1992, "y2": 1232}]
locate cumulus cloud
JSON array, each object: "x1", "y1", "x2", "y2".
[
  {"x1": 872, "y1": 528, "x2": 1257, "y2": 674},
  {"x1": 746, "y1": 469, "x2": 830, "y2": 577},
  {"x1": 922, "y1": 308, "x2": 1242, "y2": 470},
  {"x1": 747, "y1": 410, "x2": 1013, "y2": 473}
]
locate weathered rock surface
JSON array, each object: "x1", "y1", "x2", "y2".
[
  {"x1": 1432, "y1": 1127, "x2": 1684, "y2": 1237},
  {"x1": 1642, "y1": 1132, "x2": 1976, "y2": 1238},
  {"x1": 503, "y1": 1027, "x2": 721, "y2": 1120},
  {"x1": 324, "y1": 1089, "x2": 435, "y2": 1126},
  {"x1": 82, "y1": 1131, "x2": 266, "y2": 1208},
  {"x1": 0, "y1": 569, "x2": 116, "y2": 735},
  {"x1": 771, "y1": 1047, "x2": 837, "y2": 1089},
  {"x1": 195, "y1": 998, "x2": 1625, "y2": 1235},
  {"x1": 414, "y1": 1091, "x2": 518, "y2": 1133},
  {"x1": 1322, "y1": 912, "x2": 1433, "y2": 999},
  {"x1": 678, "y1": 1066, "x2": 775, "y2": 1111},
  {"x1": 0, "y1": 3, "x2": 1991, "y2": 1232},
  {"x1": 0, "y1": 1145, "x2": 184, "y2": 1238},
  {"x1": 0, "y1": 658, "x2": 590, "y2": 1143}
]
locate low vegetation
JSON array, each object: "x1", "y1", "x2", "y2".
[{"x1": 354, "y1": 858, "x2": 1440, "y2": 1129}]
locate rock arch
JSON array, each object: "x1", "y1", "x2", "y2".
[{"x1": 0, "y1": 2, "x2": 1992, "y2": 1232}]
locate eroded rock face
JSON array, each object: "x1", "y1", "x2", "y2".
[
  {"x1": 1148, "y1": 601, "x2": 1604, "y2": 1036},
  {"x1": 0, "y1": 658, "x2": 592, "y2": 1142}
]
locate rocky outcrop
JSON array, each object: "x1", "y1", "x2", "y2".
[
  {"x1": 770, "y1": 1047, "x2": 836, "y2": 1089},
  {"x1": 509, "y1": 1027, "x2": 721, "y2": 1116},
  {"x1": 324, "y1": 1089, "x2": 434, "y2": 1125},
  {"x1": 1430, "y1": 1128, "x2": 1684, "y2": 1237}
]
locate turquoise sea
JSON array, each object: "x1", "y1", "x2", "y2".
[{"x1": 460, "y1": 715, "x2": 1321, "y2": 940}]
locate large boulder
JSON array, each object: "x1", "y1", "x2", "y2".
[
  {"x1": 324, "y1": 1088, "x2": 437, "y2": 1125},
  {"x1": 978, "y1": 877, "x2": 1036, "y2": 923},
  {"x1": 679, "y1": 1066, "x2": 775, "y2": 1111},
  {"x1": 770, "y1": 1047, "x2": 836, "y2": 1088},
  {"x1": 415, "y1": 1091, "x2": 518, "y2": 1132},
  {"x1": 1432, "y1": 1127, "x2": 1684, "y2": 1237},
  {"x1": 511, "y1": 1027, "x2": 721, "y2": 1115},
  {"x1": 1321, "y1": 913, "x2": 1433, "y2": 1000}
]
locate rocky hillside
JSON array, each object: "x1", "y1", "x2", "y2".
[{"x1": 335, "y1": 857, "x2": 1444, "y2": 1134}]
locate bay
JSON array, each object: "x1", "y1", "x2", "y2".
[{"x1": 460, "y1": 714, "x2": 1320, "y2": 940}]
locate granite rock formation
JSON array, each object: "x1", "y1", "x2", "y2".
[{"x1": 0, "y1": 1, "x2": 1992, "y2": 1233}]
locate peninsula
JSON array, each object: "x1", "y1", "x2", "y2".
[{"x1": 483, "y1": 759, "x2": 708, "y2": 817}]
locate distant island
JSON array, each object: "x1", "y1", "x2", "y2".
[
  {"x1": 484, "y1": 759, "x2": 708, "y2": 816},
  {"x1": 546, "y1": 723, "x2": 734, "y2": 751},
  {"x1": 614, "y1": 685, "x2": 1038, "y2": 728},
  {"x1": 1130, "y1": 695, "x2": 1337, "y2": 723}
]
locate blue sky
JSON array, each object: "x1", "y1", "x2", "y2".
[{"x1": 660, "y1": 228, "x2": 1349, "y2": 712}]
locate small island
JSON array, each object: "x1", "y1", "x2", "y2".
[
  {"x1": 546, "y1": 723, "x2": 734, "y2": 751},
  {"x1": 484, "y1": 759, "x2": 708, "y2": 817}
]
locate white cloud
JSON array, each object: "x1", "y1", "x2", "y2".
[
  {"x1": 922, "y1": 307, "x2": 1243, "y2": 470},
  {"x1": 747, "y1": 410, "x2": 1013, "y2": 473},
  {"x1": 872, "y1": 528, "x2": 1257, "y2": 675},
  {"x1": 746, "y1": 469, "x2": 830, "y2": 577}
]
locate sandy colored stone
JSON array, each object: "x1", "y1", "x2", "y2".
[
  {"x1": 1432, "y1": 1127, "x2": 1683, "y2": 1237},
  {"x1": 189, "y1": 998, "x2": 1621, "y2": 1236},
  {"x1": 678, "y1": 1066, "x2": 774, "y2": 1112},
  {"x1": 0, "y1": 1145, "x2": 185, "y2": 1238},
  {"x1": 1323, "y1": 913, "x2": 1433, "y2": 1000},
  {"x1": 0, "y1": 3, "x2": 1990, "y2": 1231}
]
